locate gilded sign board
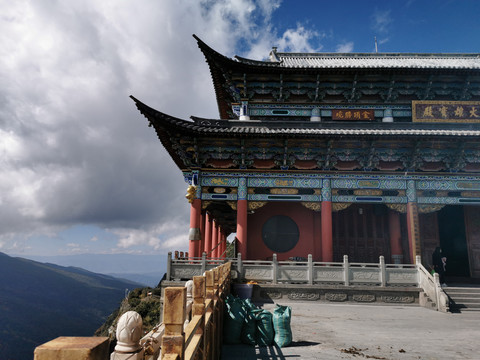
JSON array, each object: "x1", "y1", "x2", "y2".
[
  {"x1": 358, "y1": 180, "x2": 380, "y2": 188},
  {"x1": 332, "y1": 109, "x2": 375, "y2": 121},
  {"x1": 412, "y1": 101, "x2": 480, "y2": 123},
  {"x1": 274, "y1": 179, "x2": 294, "y2": 187}
]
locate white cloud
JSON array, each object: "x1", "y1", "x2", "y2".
[
  {"x1": 276, "y1": 24, "x2": 323, "y2": 53},
  {"x1": 110, "y1": 219, "x2": 187, "y2": 252},
  {"x1": 0, "y1": 0, "x2": 322, "y2": 255},
  {"x1": 336, "y1": 42, "x2": 354, "y2": 53},
  {"x1": 371, "y1": 9, "x2": 392, "y2": 34}
]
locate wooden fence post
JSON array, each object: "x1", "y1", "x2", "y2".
[
  {"x1": 193, "y1": 276, "x2": 206, "y2": 359},
  {"x1": 205, "y1": 270, "x2": 214, "y2": 360},
  {"x1": 161, "y1": 287, "x2": 186, "y2": 360},
  {"x1": 212, "y1": 268, "x2": 219, "y2": 360}
]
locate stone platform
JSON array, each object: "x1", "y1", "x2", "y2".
[
  {"x1": 249, "y1": 283, "x2": 421, "y2": 306},
  {"x1": 222, "y1": 301, "x2": 480, "y2": 360}
]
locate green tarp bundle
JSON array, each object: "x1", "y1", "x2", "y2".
[
  {"x1": 254, "y1": 309, "x2": 274, "y2": 346},
  {"x1": 223, "y1": 295, "x2": 246, "y2": 344},
  {"x1": 224, "y1": 295, "x2": 292, "y2": 347},
  {"x1": 272, "y1": 304, "x2": 292, "y2": 347},
  {"x1": 241, "y1": 299, "x2": 258, "y2": 345}
]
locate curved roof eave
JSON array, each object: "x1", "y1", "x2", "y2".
[{"x1": 131, "y1": 96, "x2": 480, "y2": 141}]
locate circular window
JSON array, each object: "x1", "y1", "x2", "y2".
[{"x1": 262, "y1": 215, "x2": 299, "y2": 253}]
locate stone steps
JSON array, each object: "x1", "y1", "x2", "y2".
[{"x1": 444, "y1": 286, "x2": 480, "y2": 312}]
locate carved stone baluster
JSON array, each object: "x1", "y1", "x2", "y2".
[
  {"x1": 272, "y1": 253, "x2": 278, "y2": 285},
  {"x1": 343, "y1": 255, "x2": 350, "y2": 286},
  {"x1": 380, "y1": 256, "x2": 386, "y2": 287},
  {"x1": 308, "y1": 254, "x2": 313, "y2": 285},
  {"x1": 111, "y1": 311, "x2": 144, "y2": 360}
]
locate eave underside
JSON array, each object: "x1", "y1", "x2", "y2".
[{"x1": 131, "y1": 96, "x2": 480, "y2": 174}]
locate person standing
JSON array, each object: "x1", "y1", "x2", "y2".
[{"x1": 432, "y1": 247, "x2": 447, "y2": 286}]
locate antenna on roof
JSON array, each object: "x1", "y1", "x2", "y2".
[{"x1": 374, "y1": 36, "x2": 378, "y2": 53}]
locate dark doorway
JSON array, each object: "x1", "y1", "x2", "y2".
[
  {"x1": 333, "y1": 204, "x2": 390, "y2": 263},
  {"x1": 437, "y1": 206, "x2": 470, "y2": 277}
]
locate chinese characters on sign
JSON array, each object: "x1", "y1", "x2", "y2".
[
  {"x1": 412, "y1": 101, "x2": 480, "y2": 123},
  {"x1": 332, "y1": 109, "x2": 375, "y2": 121}
]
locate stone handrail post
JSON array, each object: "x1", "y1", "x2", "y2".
[
  {"x1": 308, "y1": 254, "x2": 313, "y2": 285},
  {"x1": 380, "y1": 256, "x2": 387, "y2": 287},
  {"x1": 201, "y1": 252, "x2": 206, "y2": 274},
  {"x1": 415, "y1": 255, "x2": 421, "y2": 265},
  {"x1": 237, "y1": 253, "x2": 243, "y2": 280},
  {"x1": 272, "y1": 253, "x2": 278, "y2": 285},
  {"x1": 343, "y1": 255, "x2": 350, "y2": 286},
  {"x1": 167, "y1": 252, "x2": 172, "y2": 280}
]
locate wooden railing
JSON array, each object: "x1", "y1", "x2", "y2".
[
  {"x1": 160, "y1": 262, "x2": 231, "y2": 360},
  {"x1": 34, "y1": 262, "x2": 231, "y2": 360}
]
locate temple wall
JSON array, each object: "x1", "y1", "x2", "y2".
[
  {"x1": 247, "y1": 202, "x2": 320, "y2": 261},
  {"x1": 419, "y1": 212, "x2": 440, "y2": 269}
]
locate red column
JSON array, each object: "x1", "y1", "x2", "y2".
[
  {"x1": 388, "y1": 209, "x2": 403, "y2": 264},
  {"x1": 188, "y1": 198, "x2": 201, "y2": 260},
  {"x1": 204, "y1": 212, "x2": 212, "y2": 256},
  {"x1": 313, "y1": 209, "x2": 322, "y2": 261},
  {"x1": 407, "y1": 202, "x2": 420, "y2": 264},
  {"x1": 199, "y1": 211, "x2": 205, "y2": 257},
  {"x1": 212, "y1": 220, "x2": 218, "y2": 259},
  {"x1": 321, "y1": 201, "x2": 333, "y2": 262},
  {"x1": 236, "y1": 199, "x2": 248, "y2": 259}
]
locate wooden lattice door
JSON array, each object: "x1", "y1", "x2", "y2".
[{"x1": 333, "y1": 204, "x2": 391, "y2": 263}]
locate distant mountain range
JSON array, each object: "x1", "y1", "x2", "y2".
[
  {"x1": 20, "y1": 253, "x2": 168, "y2": 287},
  {"x1": 0, "y1": 252, "x2": 143, "y2": 360}
]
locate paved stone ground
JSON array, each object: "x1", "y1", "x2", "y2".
[{"x1": 221, "y1": 302, "x2": 480, "y2": 360}]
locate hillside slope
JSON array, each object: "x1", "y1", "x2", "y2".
[{"x1": 0, "y1": 252, "x2": 141, "y2": 360}]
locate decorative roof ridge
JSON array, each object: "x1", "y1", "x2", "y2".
[
  {"x1": 234, "y1": 54, "x2": 281, "y2": 66},
  {"x1": 192, "y1": 34, "x2": 238, "y2": 64},
  {"x1": 276, "y1": 52, "x2": 480, "y2": 58},
  {"x1": 193, "y1": 35, "x2": 480, "y2": 70},
  {"x1": 130, "y1": 95, "x2": 194, "y2": 125}
]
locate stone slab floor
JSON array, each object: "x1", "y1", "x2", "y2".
[{"x1": 221, "y1": 302, "x2": 480, "y2": 360}]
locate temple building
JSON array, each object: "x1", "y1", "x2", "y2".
[{"x1": 132, "y1": 35, "x2": 480, "y2": 279}]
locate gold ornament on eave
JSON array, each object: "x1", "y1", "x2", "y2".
[{"x1": 186, "y1": 185, "x2": 197, "y2": 203}]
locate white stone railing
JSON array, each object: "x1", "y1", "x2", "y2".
[
  {"x1": 166, "y1": 253, "x2": 449, "y2": 311},
  {"x1": 416, "y1": 255, "x2": 449, "y2": 312},
  {"x1": 167, "y1": 252, "x2": 418, "y2": 287},
  {"x1": 166, "y1": 252, "x2": 225, "y2": 282}
]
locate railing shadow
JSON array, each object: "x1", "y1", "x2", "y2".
[{"x1": 221, "y1": 341, "x2": 320, "y2": 359}]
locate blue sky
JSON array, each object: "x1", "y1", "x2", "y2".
[
  {"x1": 271, "y1": 0, "x2": 480, "y2": 54},
  {"x1": 1, "y1": 0, "x2": 480, "y2": 261}
]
